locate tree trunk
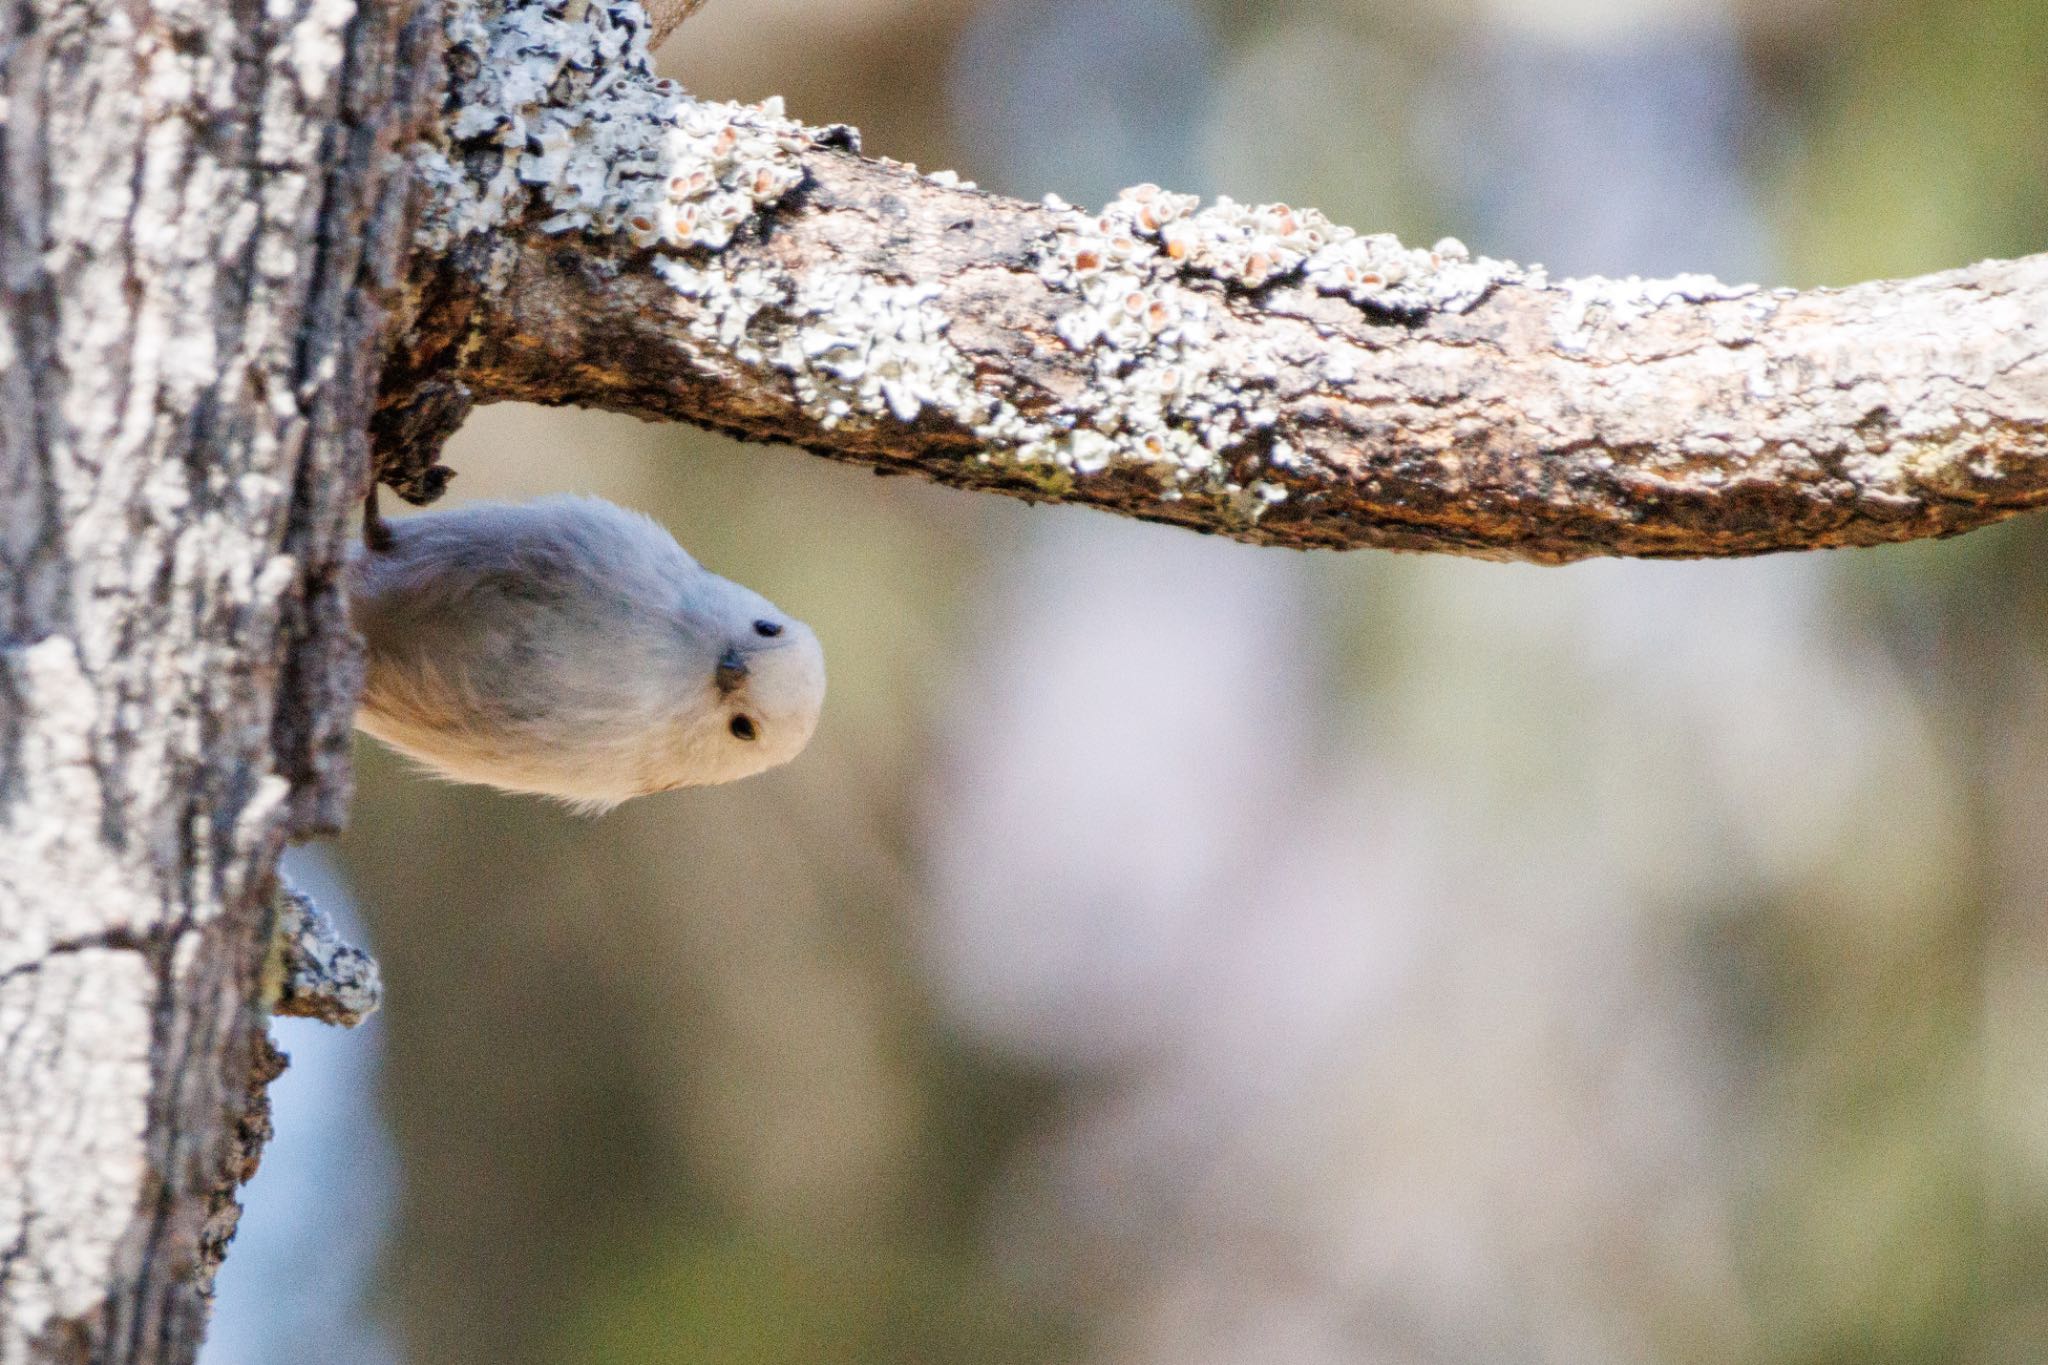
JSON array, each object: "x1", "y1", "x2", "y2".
[{"x1": 0, "y1": 0, "x2": 429, "y2": 1360}]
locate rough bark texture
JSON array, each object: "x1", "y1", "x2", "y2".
[
  {"x1": 475, "y1": 218, "x2": 2048, "y2": 560},
  {"x1": 451, "y1": 193, "x2": 2048, "y2": 562},
  {"x1": 0, "y1": 0, "x2": 432, "y2": 1359},
  {"x1": 381, "y1": 0, "x2": 2048, "y2": 564}
]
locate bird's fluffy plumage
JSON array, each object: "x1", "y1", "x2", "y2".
[{"x1": 350, "y1": 495, "x2": 825, "y2": 810}]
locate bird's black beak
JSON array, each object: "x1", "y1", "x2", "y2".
[{"x1": 715, "y1": 646, "x2": 748, "y2": 694}]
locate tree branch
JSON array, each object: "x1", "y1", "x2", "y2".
[{"x1": 386, "y1": 0, "x2": 2048, "y2": 563}]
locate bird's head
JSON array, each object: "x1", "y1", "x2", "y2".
[{"x1": 661, "y1": 571, "x2": 826, "y2": 789}]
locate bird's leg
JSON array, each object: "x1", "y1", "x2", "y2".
[{"x1": 363, "y1": 480, "x2": 394, "y2": 554}]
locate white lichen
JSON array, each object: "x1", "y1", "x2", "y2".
[
  {"x1": 657, "y1": 240, "x2": 1254, "y2": 498},
  {"x1": 654, "y1": 255, "x2": 994, "y2": 435},
  {"x1": 1075, "y1": 184, "x2": 1520, "y2": 315},
  {"x1": 967, "y1": 184, "x2": 1512, "y2": 500},
  {"x1": 647, "y1": 174, "x2": 1504, "y2": 507},
  {"x1": 415, "y1": 0, "x2": 811, "y2": 252},
  {"x1": 1548, "y1": 272, "x2": 1769, "y2": 352}
]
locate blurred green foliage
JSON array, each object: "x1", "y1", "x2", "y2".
[
  {"x1": 1771, "y1": 0, "x2": 2048, "y2": 284},
  {"x1": 556, "y1": 1233, "x2": 1061, "y2": 1364}
]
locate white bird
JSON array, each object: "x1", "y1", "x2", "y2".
[{"x1": 349, "y1": 494, "x2": 825, "y2": 811}]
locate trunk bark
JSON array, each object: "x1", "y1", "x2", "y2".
[{"x1": 0, "y1": 0, "x2": 428, "y2": 1360}]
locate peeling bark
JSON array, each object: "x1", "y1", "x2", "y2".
[{"x1": 0, "y1": 0, "x2": 432, "y2": 1359}]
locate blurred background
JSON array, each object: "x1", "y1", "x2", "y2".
[{"x1": 207, "y1": 0, "x2": 2048, "y2": 1361}]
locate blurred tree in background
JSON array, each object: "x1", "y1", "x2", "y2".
[{"x1": 209, "y1": 1, "x2": 2048, "y2": 1362}]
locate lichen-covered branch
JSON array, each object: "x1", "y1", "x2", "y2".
[{"x1": 385, "y1": 0, "x2": 2048, "y2": 563}]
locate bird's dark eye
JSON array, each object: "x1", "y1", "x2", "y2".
[
  {"x1": 753, "y1": 619, "x2": 782, "y2": 637},
  {"x1": 729, "y1": 715, "x2": 758, "y2": 741}
]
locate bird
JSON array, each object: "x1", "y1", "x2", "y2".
[{"x1": 349, "y1": 493, "x2": 825, "y2": 811}]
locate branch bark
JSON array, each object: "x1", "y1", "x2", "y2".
[{"x1": 385, "y1": 0, "x2": 2048, "y2": 563}]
